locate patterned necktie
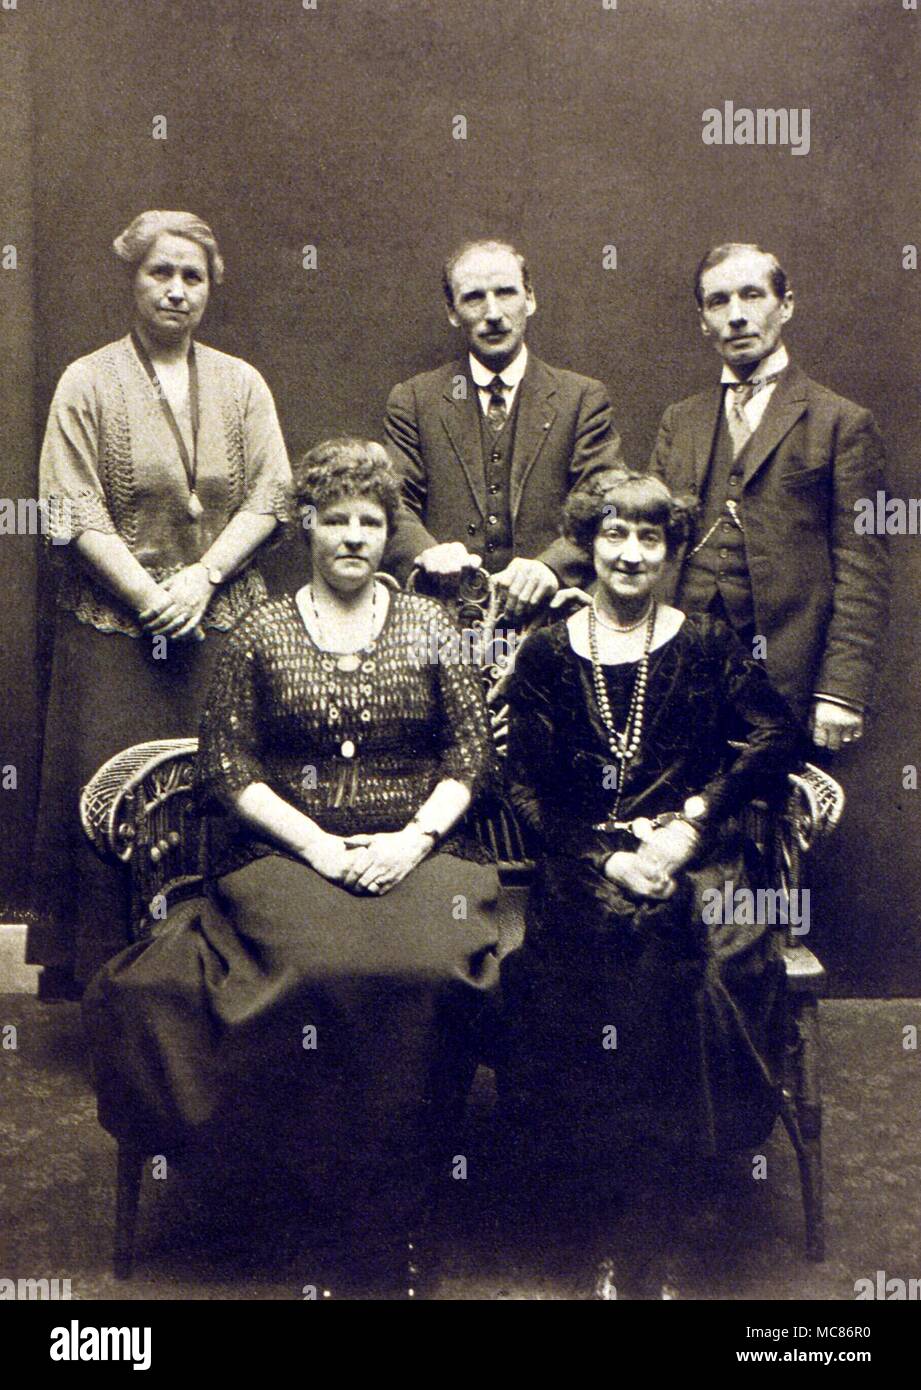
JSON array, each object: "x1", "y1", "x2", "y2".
[
  {"x1": 726, "y1": 370, "x2": 783, "y2": 457},
  {"x1": 486, "y1": 375, "x2": 508, "y2": 434}
]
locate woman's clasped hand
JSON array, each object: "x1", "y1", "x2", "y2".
[
  {"x1": 138, "y1": 563, "x2": 217, "y2": 640},
  {"x1": 606, "y1": 816, "x2": 702, "y2": 900},
  {"x1": 302, "y1": 824, "x2": 434, "y2": 894}
]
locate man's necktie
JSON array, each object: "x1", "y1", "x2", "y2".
[
  {"x1": 726, "y1": 370, "x2": 784, "y2": 457},
  {"x1": 486, "y1": 375, "x2": 508, "y2": 434}
]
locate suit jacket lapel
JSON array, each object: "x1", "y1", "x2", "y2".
[
  {"x1": 440, "y1": 362, "x2": 486, "y2": 516},
  {"x1": 510, "y1": 356, "x2": 558, "y2": 523},
  {"x1": 689, "y1": 387, "x2": 723, "y2": 493},
  {"x1": 741, "y1": 362, "x2": 809, "y2": 485}
]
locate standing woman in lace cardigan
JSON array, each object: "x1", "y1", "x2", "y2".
[
  {"x1": 84, "y1": 438, "x2": 500, "y2": 1296},
  {"x1": 29, "y1": 211, "x2": 291, "y2": 995}
]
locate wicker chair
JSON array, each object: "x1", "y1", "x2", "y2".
[{"x1": 80, "y1": 572, "x2": 841, "y2": 1275}]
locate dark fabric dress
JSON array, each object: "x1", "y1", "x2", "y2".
[
  {"x1": 499, "y1": 613, "x2": 801, "y2": 1167},
  {"x1": 83, "y1": 590, "x2": 500, "y2": 1236}
]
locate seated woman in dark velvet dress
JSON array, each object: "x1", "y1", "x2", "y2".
[
  {"x1": 84, "y1": 438, "x2": 500, "y2": 1297},
  {"x1": 499, "y1": 468, "x2": 801, "y2": 1298}
]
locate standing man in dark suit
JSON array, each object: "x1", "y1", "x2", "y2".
[
  {"x1": 650, "y1": 242, "x2": 889, "y2": 751},
  {"x1": 383, "y1": 239, "x2": 622, "y2": 617}
]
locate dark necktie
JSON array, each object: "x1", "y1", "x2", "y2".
[
  {"x1": 726, "y1": 370, "x2": 784, "y2": 457},
  {"x1": 486, "y1": 375, "x2": 508, "y2": 434}
]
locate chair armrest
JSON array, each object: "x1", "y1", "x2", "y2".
[
  {"x1": 80, "y1": 738, "x2": 202, "y2": 937},
  {"x1": 80, "y1": 738, "x2": 200, "y2": 862},
  {"x1": 786, "y1": 762, "x2": 845, "y2": 847}
]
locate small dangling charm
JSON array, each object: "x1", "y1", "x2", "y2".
[{"x1": 187, "y1": 491, "x2": 204, "y2": 520}]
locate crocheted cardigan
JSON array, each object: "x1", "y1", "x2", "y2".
[{"x1": 39, "y1": 335, "x2": 291, "y2": 635}]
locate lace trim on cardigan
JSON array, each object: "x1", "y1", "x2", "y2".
[
  {"x1": 43, "y1": 490, "x2": 116, "y2": 544},
  {"x1": 100, "y1": 343, "x2": 139, "y2": 549},
  {"x1": 57, "y1": 564, "x2": 269, "y2": 637},
  {"x1": 220, "y1": 381, "x2": 247, "y2": 509},
  {"x1": 241, "y1": 477, "x2": 292, "y2": 521}
]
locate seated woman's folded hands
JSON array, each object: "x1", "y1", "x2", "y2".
[
  {"x1": 604, "y1": 818, "x2": 701, "y2": 900},
  {"x1": 341, "y1": 825, "x2": 433, "y2": 895},
  {"x1": 604, "y1": 849, "x2": 676, "y2": 901}
]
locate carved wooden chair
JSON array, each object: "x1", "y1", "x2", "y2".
[{"x1": 80, "y1": 571, "x2": 841, "y2": 1275}]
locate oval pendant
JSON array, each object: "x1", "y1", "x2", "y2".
[
  {"x1": 340, "y1": 739, "x2": 356, "y2": 759},
  {"x1": 336, "y1": 654, "x2": 361, "y2": 673},
  {"x1": 187, "y1": 491, "x2": 204, "y2": 520}
]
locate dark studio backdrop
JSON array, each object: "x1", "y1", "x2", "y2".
[{"x1": 1, "y1": 0, "x2": 918, "y2": 994}]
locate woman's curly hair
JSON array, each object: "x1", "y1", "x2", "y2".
[
  {"x1": 563, "y1": 467, "x2": 696, "y2": 557},
  {"x1": 292, "y1": 437, "x2": 402, "y2": 541}
]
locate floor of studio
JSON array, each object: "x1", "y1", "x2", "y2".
[{"x1": 1, "y1": 996, "x2": 919, "y2": 1302}]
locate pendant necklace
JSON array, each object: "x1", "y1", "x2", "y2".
[
  {"x1": 131, "y1": 329, "x2": 203, "y2": 519},
  {"x1": 308, "y1": 582, "x2": 377, "y2": 670},
  {"x1": 307, "y1": 583, "x2": 378, "y2": 765},
  {"x1": 588, "y1": 599, "x2": 657, "y2": 825}
]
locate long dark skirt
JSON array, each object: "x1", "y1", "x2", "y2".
[
  {"x1": 499, "y1": 837, "x2": 786, "y2": 1175},
  {"x1": 28, "y1": 615, "x2": 224, "y2": 987},
  {"x1": 83, "y1": 852, "x2": 500, "y2": 1236}
]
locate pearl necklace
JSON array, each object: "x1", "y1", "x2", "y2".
[
  {"x1": 588, "y1": 600, "x2": 657, "y2": 825},
  {"x1": 591, "y1": 595, "x2": 655, "y2": 633}
]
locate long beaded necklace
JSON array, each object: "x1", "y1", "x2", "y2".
[{"x1": 588, "y1": 599, "x2": 657, "y2": 825}]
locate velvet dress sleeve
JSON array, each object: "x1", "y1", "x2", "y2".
[
  {"x1": 504, "y1": 628, "x2": 562, "y2": 842},
  {"x1": 695, "y1": 618, "x2": 803, "y2": 833}
]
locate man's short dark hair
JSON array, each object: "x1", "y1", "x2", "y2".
[
  {"x1": 441, "y1": 239, "x2": 532, "y2": 310},
  {"x1": 694, "y1": 242, "x2": 789, "y2": 307}
]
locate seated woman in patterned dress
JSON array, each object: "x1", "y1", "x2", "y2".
[
  {"x1": 83, "y1": 438, "x2": 500, "y2": 1298},
  {"x1": 498, "y1": 468, "x2": 802, "y2": 1299}
]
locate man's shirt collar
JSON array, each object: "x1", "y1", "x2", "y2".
[
  {"x1": 469, "y1": 343, "x2": 529, "y2": 389},
  {"x1": 720, "y1": 343, "x2": 789, "y2": 385}
]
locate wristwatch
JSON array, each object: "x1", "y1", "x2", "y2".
[{"x1": 198, "y1": 561, "x2": 224, "y2": 586}]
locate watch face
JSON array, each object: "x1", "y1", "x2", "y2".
[{"x1": 684, "y1": 796, "x2": 708, "y2": 821}]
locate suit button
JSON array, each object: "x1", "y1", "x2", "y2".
[
  {"x1": 488, "y1": 514, "x2": 498, "y2": 526},
  {"x1": 719, "y1": 548, "x2": 729, "y2": 558},
  {"x1": 728, "y1": 475, "x2": 739, "y2": 487},
  {"x1": 486, "y1": 541, "x2": 496, "y2": 552},
  {"x1": 491, "y1": 451, "x2": 501, "y2": 462},
  {"x1": 467, "y1": 523, "x2": 477, "y2": 535},
  {"x1": 489, "y1": 483, "x2": 499, "y2": 495}
]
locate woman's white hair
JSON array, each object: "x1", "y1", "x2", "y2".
[{"x1": 112, "y1": 210, "x2": 225, "y2": 284}]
